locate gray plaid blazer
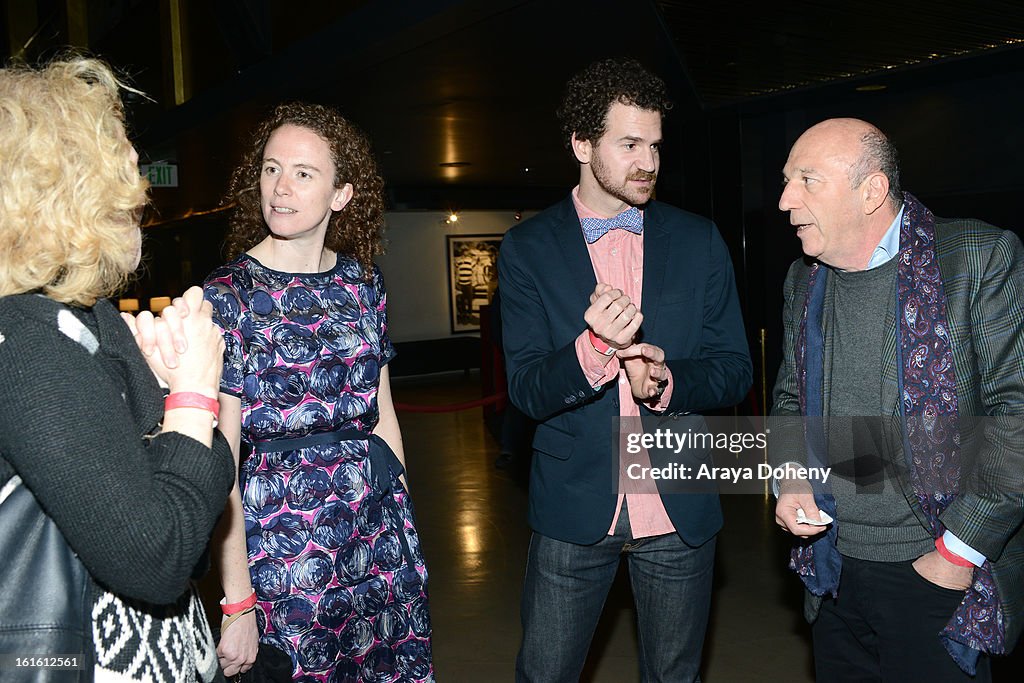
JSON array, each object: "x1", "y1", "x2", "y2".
[{"x1": 771, "y1": 214, "x2": 1024, "y2": 652}]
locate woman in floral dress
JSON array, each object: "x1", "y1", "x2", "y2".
[{"x1": 204, "y1": 103, "x2": 432, "y2": 682}]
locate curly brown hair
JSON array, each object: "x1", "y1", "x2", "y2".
[
  {"x1": 223, "y1": 102, "x2": 385, "y2": 278},
  {"x1": 556, "y1": 57, "x2": 672, "y2": 157}
]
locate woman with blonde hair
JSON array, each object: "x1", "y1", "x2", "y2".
[
  {"x1": 0, "y1": 56, "x2": 234, "y2": 681},
  {"x1": 205, "y1": 102, "x2": 433, "y2": 682}
]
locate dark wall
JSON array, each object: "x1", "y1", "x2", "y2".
[
  {"x1": 697, "y1": 54, "x2": 1024, "y2": 411},
  {"x1": 130, "y1": 213, "x2": 229, "y2": 306}
]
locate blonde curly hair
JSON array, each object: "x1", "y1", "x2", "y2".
[{"x1": 0, "y1": 57, "x2": 148, "y2": 306}]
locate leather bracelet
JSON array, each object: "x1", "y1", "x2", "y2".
[
  {"x1": 221, "y1": 606, "x2": 255, "y2": 633},
  {"x1": 935, "y1": 536, "x2": 975, "y2": 568},
  {"x1": 165, "y1": 392, "x2": 219, "y2": 427},
  {"x1": 587, "y1": 329, "x2": 615, "y2": 356},
  {"x1": 221, "y1": 590, "x2": 257, "y2": 616}
]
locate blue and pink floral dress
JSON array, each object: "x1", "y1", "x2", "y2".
[{"x1": 205, "y1": 254, "x2": 433, "y2": 682}]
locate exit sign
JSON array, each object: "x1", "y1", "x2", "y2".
[{"x1": 141, "y1": 163, "x2": 178, "y2": 187}]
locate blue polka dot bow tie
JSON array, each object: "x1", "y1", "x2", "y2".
[{"x1": 580, "y1": 206, "x2": 644, "y2": 244}]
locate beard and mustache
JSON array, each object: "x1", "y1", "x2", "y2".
[
  {"x1": 591, "y1": 151, "x2": 658, "y2": 207},
  {"x1": 628, "y1": 170, "x2": 657, "y2": 183}
]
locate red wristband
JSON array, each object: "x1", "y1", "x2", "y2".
[
  {"x1": 221, "y1": 590, "x2": 257, "y2": 615},
  {"x1": 935, "y1": 536, "x2": 975, "y2": 568},
  {"x1": 165, "y1": 392, "x2": 219, "y2": 427},
  {"x1": 587, "y1": 329, "x2": 615, "y2": 356}
]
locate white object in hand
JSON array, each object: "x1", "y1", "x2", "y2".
[{"x1": 795, "y1": 508, "x2": 834, "y2": 526}]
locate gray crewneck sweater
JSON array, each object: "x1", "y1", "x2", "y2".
[{"x1": 826, "y1": 258, "x2": 933, "y2": 562}]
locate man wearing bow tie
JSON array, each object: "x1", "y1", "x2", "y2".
[{"x1": 498, "y1": 58, "x2": 751, "y2": 682}]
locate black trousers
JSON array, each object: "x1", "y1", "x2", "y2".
[{"x1": 812, "y1": 556, "x2": 991, "y2": 683}]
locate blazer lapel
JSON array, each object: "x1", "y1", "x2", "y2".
[
  {"x1": 553, "y1": 198, "x2": 600, "y2": 307},
  {"x1": 640, "y1": 202, "x2": 670, "y2": 335}
]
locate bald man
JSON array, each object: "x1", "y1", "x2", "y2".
[{"x1": 769, "y1": 118, "x2": 1024, "y2": 681}]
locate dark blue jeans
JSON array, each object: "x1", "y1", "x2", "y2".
[{"x1": 515, "y1": 503, "x2": 715, "y2": 682}]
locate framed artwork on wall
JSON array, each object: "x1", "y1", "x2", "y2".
[{"x1": 446, "y1": 234, "x2": 501, "y2": 333}]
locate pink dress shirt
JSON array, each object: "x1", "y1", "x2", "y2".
[{"x1": 570, "y1": 187, "x2": 677, "y2": 538}]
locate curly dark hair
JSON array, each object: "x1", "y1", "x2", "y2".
[
  {"x1": 557, "y1": 57, "x2": 672, "y2": 157},
  {"x1": 223, "y1": 102, "x2": 385, "y2": 278}
]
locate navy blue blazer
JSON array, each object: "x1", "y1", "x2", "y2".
[{"x1": 498, "y1": 196, "x2": 752, "y2": 545}]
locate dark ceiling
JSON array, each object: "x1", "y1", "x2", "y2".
[
  {"x1": 661, "y1": 0, "x2": 1024, "y2": 106},
  {"x1": 5, "y1": 0, "x2": 1024, "y2": 216}
]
